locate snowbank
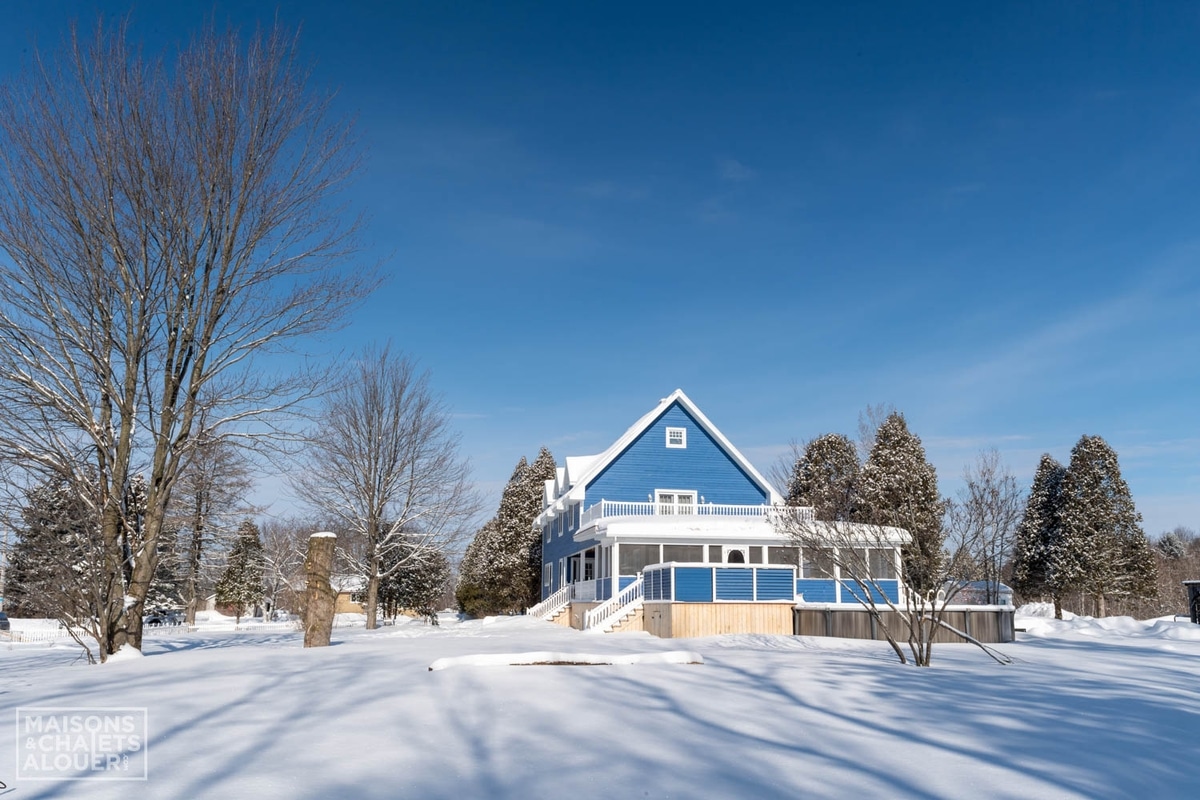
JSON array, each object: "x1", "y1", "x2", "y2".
[
  {"x1": 1019, "y1": 611, "x2": 1200, "y2": 641},
  {"x1": 429, "y1": 650, "x2": 704, "y2": 670},
  {"x1": 103, "y1": 644, "x2": 145, "y2": 663}
]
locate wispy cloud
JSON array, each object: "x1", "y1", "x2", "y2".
[
  {"x1": 457, "y1": 213, "x2": 598, "y2": 260},
  {"x1": 947, "y1": 290, "x2": 1150, "y2": 395},
  {"x1": 717, "y1": 158, "x2": 757, "y2": 182},
  {"x1": 547, "y1": 430, "x2": 600, "y2": 448}
]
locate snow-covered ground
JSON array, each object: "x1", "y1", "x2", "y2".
[{"x1": 1, "y1": 608, "x2": 1198, "y2": 799}]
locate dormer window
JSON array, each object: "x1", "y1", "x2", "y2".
[{"x1": 666, "y1": 427, "x2": 686, "y2": 448}]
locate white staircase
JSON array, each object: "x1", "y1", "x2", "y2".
[
  {"x1": 527, "y1": 584, "x2": 572, "y2": 620},
  {"x1": 583, "y1": 576, "x2": 644, "y2": 633}
]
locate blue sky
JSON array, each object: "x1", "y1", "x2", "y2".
[{"x1": 2, "y1": 2, "x2": 1197, "y2": 536}]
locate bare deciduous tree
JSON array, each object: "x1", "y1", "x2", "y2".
[
  {"x1": 291, "y1": 345, "x2": 478, "y2": 630},
  {"x1": 946, "y1": 449, "x2": 1024, "y2": 604},
  {"x1": 170, "y1": 428, "x2": 259, "y2": 624},
  {"x1": 0, "y1": 21, "x2": 371, "y2": 659},
  {"x1": 776, "y1": 513, "x2": 1007, "y2": 666},
  {"x1": 259, "y1": 516, "x2": 318, "y2": 620},
  {"x1": 856, "y1": 402, "x2": 896, "y2": 462}
]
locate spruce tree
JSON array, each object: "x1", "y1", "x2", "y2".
[
  {"x1": 785, "y1": 433, "x2": 861, "y2": 521},
  {"x1": 214, "y1": 519, "x2": 265, "y2": 623},
  {"x1": 1012, "y1": 454, "x2": 1071, "y2": 617},
  {"x1": 1060, "y1": 435, "x2": 1156, "y2": 616},
  {"x1": 858, "y1": 412, "x2": 946, "y2": 594}
]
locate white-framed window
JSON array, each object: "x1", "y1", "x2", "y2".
[
  {"x1": 543, "y1": 563, "x2": 551, "y2": 588},
  {"x1": 665, "y1": 427, "x2": 687, "y2": 448},
  {"x1": 655, "y1": 489, "x2": 696, "y2": 515}
]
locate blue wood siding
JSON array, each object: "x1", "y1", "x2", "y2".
[
  {"x1": 674, "y1": 568, "x2": 714, "y2": 602},
  {"x1": 841, "y1": 580, "x2": 900, "y2": 604},
  {"x1": 541, "y1": 505, "x2": 596, "y2": 596},
  {"x1": 797, "y1": 578, "x2": 838, "y2": 602},
  {"x1": 584, "y1": 403, "x2": 767, "y2": 509},
  {"x1": 755, "y1": 569, "x2": 795, "y2": 600},
  {"x1": 715, "y1": 568, "x2": 754, "y2": 601},
  {"x1": 644, "y1": 567, "x2": 675, "y2": 601},
  {"x1": 618, "y1": 575, "x2": 637, "y2": 592}
]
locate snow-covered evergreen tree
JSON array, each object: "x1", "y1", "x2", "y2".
[
  {"x1": 146, "y1": 525, "x2": 186, "y2": 615},
  {"x1": 490, "y1": 457, "x2": 532, "y2": 611},
  {"x1": 1156, "y1": 530, "x2": 1187, "y2": 560},
  {"x1": 379, "y1": 538, "x2": 451, "y2": 624},
  {"x1": 522, "y1": 447, "x2": 558, "y2": 606},
  {"x1": 6, "y1": 477, "x2": 104, "y2": 621},
  {"x1": 214, "y1": 519, "x2": 265, "y2": 623},
  {"x1": 858, "y1": 412, "x2": 946, "y2": 594},
  {"x1": 1012, "y1": 454, "x2": 1072, "y2": 616},
  {"x1": 455, "y1": 517, "x2": 502, "y2": 617},
  {"x1": 1060, "y1": 435, "x2": 1156, "y2": 615},
  {"x1": 785, "y1": 433, "x2": 861, "y2": 521}
]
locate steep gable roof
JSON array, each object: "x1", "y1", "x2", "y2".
[{"x1": 537, "y1": 389, "x2": 781, "y2": 522}]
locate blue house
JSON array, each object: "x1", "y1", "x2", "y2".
[{"x1": 528, "y1": 390, "x2": 912, "y2": 636}]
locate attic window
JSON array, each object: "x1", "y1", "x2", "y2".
[{"x1": 666, "y1": 427, "x2": 686, "y2": 449}]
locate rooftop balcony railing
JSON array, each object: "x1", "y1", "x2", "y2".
[{"x1": 578, "y1": 500, "x2": 813, "y2": 529}]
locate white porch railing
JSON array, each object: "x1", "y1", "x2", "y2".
[
  {"x1": 527, "y1": 584, "x2": 573, "y2": 620},
  {"x1": 583, "y1": 575, "x2": 644, "y2": 632},
  {"x1": 580, "y1": 501, "x2": 811, "y2": 528},
  {"x1": 571, "y1": 579, "x2": 599, "y2": 602}
]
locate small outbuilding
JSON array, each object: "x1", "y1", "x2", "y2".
[{"x1": 1184, "y1": 581, "x2": 1200, "y2": 624}]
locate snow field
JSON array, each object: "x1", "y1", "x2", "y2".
[{"x1": 0, "y1": 611, "x2": 1197, "y2": 799}]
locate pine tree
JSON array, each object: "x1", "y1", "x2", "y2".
[
  {"x1": 6, "y1": 477, "x2": 104, "y2": 620},
  {"x1": 858, "y1": 413, "x2": 946, "y2": 594},
  {"x1": 379, "y1": 539, "x2": 451, "y2": 624},
  {"x1": 1156, "y1": 531, "x2": 1186, "y2": 560},
  {"x1": 785, "y1": 433, "x2": 861, "y2": 521},
  {"x1": 491, "y1": 457, "x2": 531, "y2": 612},
  {"x1": 1012, "y1": 454, "x2": 1071, "y2": 616},
  {"x1": 454, "y1": 447, "x2": 557, "y2": 616},
  {"x1": 146, "y1": 525, "x2": 185, "y2": 616},
  {"x1": 455, "y1": 517, "x2": 502, "y2": 617},
  {"x1": 214, "y1": 519, "x2": 265, "y2": 624},
  {"x1": 1060, "y1": 435, "x2": 1156, "y2": 616}
]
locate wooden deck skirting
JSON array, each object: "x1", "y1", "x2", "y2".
[
  {"x1": 643, "y1": 601, "x2": 794, "y2": 638},
  {"x1": 793, "y1": 607, "x2": 1016, "y2": 644}
]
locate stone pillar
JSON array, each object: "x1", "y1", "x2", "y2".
[{"x1": 303, "y1": 532, "x2": 337, "y2": 648}]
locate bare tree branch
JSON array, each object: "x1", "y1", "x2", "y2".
[
  {"x1": 0, "y1": 20, "x2": 372, "y2": 659},
  {"x1": 290, "y1": 345, "x2": 479, "y2": 629}
]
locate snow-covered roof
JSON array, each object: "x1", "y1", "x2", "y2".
[
  {"x1": 564, "y1": 455, "x2": 601, "y2": 489},
  {"x1": 330, "y1": 574, "x2": 366, "y2": 593}
]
